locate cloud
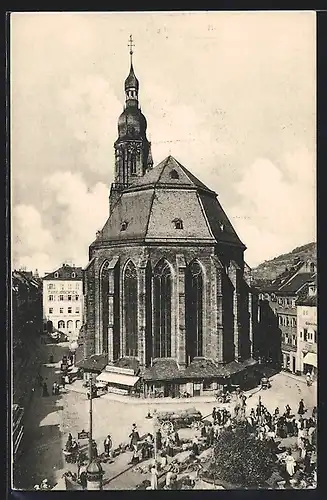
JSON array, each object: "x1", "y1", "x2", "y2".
[
  {"x1": 12, "y1": 204, "x2": 54, "y2": 254},
  {"x1": 228, "y1": 147, "x2": 316, "y2": 267},
  {"x1": 10, "y1": 12, "x2": 316, "y2": 273},
  {"x1": 12, "y1": 173, "x2": 109, "y2": 275}
]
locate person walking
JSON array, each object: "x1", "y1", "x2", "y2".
[
  {"x1": 104, "y1": 435, "x2": 112, "y2": 457},
  {"x1": 285, "y1": 404, "x2": 291, "y2": 418},
  {"x1": 192, "y1": 436, "x2": 199, "y2": 456},
  {"x1": 42, "y1": 382, "x2": 49, "y2": 397},
  {"x1": 150, "y1": 465, "x2": 158, "y2": 490},
  {"x1": 91, "y1": 440, "x2": 98, "y2": 458},
  {"x1": 285, "y1": 449, "x2": 296, "y2": 478},
  {"x1": 174, "y1": 430, "x2": 180, "y2": 447},
  {"x1": 156, "y1": 429, "x2": 162, "y2": 451},
  {"x1": 129, "y1": 424, "x2": 140, "y2": 450},
  {"x1": 298, "y1": 399, "x2": 305, "y2": 416},
  {"x1": 297, "y1": 426, "x2": 305, "y2": 448}
]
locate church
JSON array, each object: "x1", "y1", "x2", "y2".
[{"x1": 82, "y1": 40, "x2": 258, "y2": 398}]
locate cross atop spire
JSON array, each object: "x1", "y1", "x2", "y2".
[{"x1": 128, "y1": 34, "x2": 135, "y2": 63}]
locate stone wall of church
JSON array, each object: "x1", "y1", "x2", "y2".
[{"x1": 84, "y1": 242, "x2": 255, "y2": 367}]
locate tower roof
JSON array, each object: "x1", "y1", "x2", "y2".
[
  {"x1": 93, "y1": 156, "x2": 245, "y2": 249},
  {"x1": 124, "y1": 63, "x2": 139, "y2": 91}
]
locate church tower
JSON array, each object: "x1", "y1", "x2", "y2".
[{"x1": 110, "y1": 36, "x2": 153, "y2": 213}]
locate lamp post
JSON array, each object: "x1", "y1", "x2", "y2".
[
  {"x1": 152, "y1": 409, "x2": 159, "y2": 490},
  {"x1": 86, "y1": 376, "x2": 103, "y2": 490}
]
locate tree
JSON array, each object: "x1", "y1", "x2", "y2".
[{"x1": 207, "y1": 423, "x2": 277, "y2": 488}]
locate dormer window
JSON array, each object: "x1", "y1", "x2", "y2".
[
  {"x1": 72, "y1": 272, "x2": 76, "y2": 278},
  {"x1": 170, "y1": 169, "x2": 179, "y2": 180},
  {"x1": 54, "y1": 272, "x2": 59, "y2": 278},
  {"x1": 120, "y1": 221, "x2": 128, "y2": 231},
  {"x1": 173, "y1": 218, "x2": 183, "y2": 230}
]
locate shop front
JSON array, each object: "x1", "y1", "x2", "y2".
[
  {"x1": 96, "y1": 365, "x2": 140, "y2": 395},
  {"x1": 302, "y1": 351, "x2": 317, "y2": 379},
  {"x1": 142, "y1": 357, "x2": 258, "y2": 398}
]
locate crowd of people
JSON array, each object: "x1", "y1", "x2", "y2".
[
  {"x1": 208, "y1": 396, "x2": 317, "y2": 489},
  {"x1": 143, "y1": 395, "x2": 318, "y2": 490}
]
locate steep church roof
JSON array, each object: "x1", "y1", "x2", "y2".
[
  {"x1": 128, "y1": 155, "x2": 214, "y2": 192},
  {"x1": 94, "y1": 155, "x2": 245, "y2": 249}
]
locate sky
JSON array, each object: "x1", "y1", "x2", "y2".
[{"x1": 11, "y1": 11, "x2": 316, "y2": 276}]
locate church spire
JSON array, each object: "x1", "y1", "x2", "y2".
[
  {"x1": 128, "y1": 34, "x2": 134, "y2": 66},
  {"x1": 110, "y1": 36, "x2": 153, "y2": 213},
  {"x1": 124, "y1": 35, "x2": 139, "y2": 106}
]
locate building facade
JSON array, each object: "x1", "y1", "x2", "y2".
[
  {"x1": 82, "y1": 46, "x2": 259, "y2": 396},
  {"x1": 296, "y1": 281, "x2": 317, "y2": 377},
  {"x1": 12, "y1": 269, "x2": 43, "y2": 409},
  {"x1": 42, "y1": 264, "x2": 83, "y2": 342},
  {"x1": 258, "y1": 259, "x2": 316, "y2": 374}
]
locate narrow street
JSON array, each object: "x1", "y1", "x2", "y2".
[{"x1": 14, "y1": 339, "x2": 70, "y2": 490}]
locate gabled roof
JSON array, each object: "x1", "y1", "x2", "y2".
[
  {"x1": 76, "y1": 354, "x2": 108, "y2": 372},
  {"x1": 12, "y1": 270, "x2": 42, "y2": 291},
  {"x1": 142, "y1": 357, "x2": 257, "y2": 381},
  {"x1": 277, "y1": 272, "x2": 315, "y2": 295},
  {"x1": 142, "y1": 358, "x2": 181, "y2": 381},
  {"x1": 43, "y1": 264, "x2": 83, "y2": 281},
  {"x1": 114, "y1": 357, "x2": 140, "y2": 375},
  {"x1": 95, "y1": 155, "x2": 245, "y2": 249},
  {"x1": 296, "y1": 295, "x2": 317, "y2": 307}
]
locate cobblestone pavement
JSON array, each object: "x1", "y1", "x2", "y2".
[{"x1": 13, "y1": 340, "x2": 317, "y2": 490}]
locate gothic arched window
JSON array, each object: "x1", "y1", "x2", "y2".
[
  {"x1": 153, "y1": 259, "x2": 172, "y2": 358},
  {"x1": 185, "y1": 260, "x2": 203, "y2": 361},
  {"x1": 100, "y1": 261, "x2": 110, "y2": 354},
  {"x1": 124, "y1": 261, "x2": 138, "y2": 357}
]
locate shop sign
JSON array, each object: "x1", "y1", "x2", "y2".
[{"x1": 105, "y1": 365, "x2": 134, "y2": 376}]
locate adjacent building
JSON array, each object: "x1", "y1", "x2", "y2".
[
  {"x1": 257, "y1": 259, "x2": 316, "y2": 374},
  {"x1": 12, "y1": 269, "x2": 43, "y2": 409},
  {"x1": 296, "y1": 281, "x2": 317, "y2": 377},
  {"x1": 81, "y1": 44, "x2": 259, "y2": 397},
  {"x1": 42, "y1": 264, "x2": 83, "y2": 342}
]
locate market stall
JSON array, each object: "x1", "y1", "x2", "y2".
[{"x1": 96, "y1": 365, "x2": 140, "y2": 395}]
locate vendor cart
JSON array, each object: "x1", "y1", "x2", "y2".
[{"x1": 156, "y1": 408, "x2": 202, "y2": 430}]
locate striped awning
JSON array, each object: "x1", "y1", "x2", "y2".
[
  {"x1": 97, "y1": 371, "x2": 140, "y2": 387},
  {"x1": 303, "y1": 352, "x2": 317, "y2": 368}
]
